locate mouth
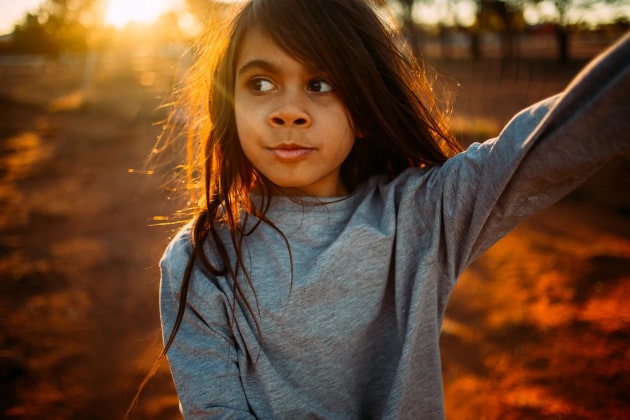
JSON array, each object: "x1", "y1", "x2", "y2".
[{"x1": 268, "y1": 143, "x2": 315, "y2": 161}]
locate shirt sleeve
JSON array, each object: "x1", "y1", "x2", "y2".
[
  {"x1": 434, "y1": 33, "x2": 630, "y2": 278},
  {"x1": 159, "y1": 227, "x2": 255, "y2": 419}
]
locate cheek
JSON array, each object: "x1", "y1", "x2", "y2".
[
  {"x1": 334, "y1": 113, "x2": 358, "y2": 149},
  {"x1": 234, "y1": 107, "x2": 257, "y2": 145},
  {"x1": 234, "y1": 94, "x2": 252, "y2": 131},
  {"x1": 234, "y1": 123, "x2": 260, "y2": 170}
]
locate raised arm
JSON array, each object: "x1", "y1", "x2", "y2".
[{"x1": 434, "y1": 33, "x2": 630, "y2": 277}]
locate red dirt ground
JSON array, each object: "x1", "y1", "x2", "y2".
[{"x1": 0, "y1": 35, "x2": 628, "y2": 419}]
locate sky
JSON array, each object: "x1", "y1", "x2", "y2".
[{"x1": 0, "y1": 0, "x2": 42, "y2": 35}]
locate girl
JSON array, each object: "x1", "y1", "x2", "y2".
[{"x1": 158, "y1": 0, "x2": 629, "y2": 417}]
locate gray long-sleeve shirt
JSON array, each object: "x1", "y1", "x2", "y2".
[{"x1": 160, "y1": 35, "x2": 630, "y2": 419}]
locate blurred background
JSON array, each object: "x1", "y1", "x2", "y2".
[{"x1": 0, "y1": 0, "x2": 628, "y2": 418}]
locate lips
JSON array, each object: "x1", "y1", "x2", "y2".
[{"x1": 269, "y1": 144, "x2": 315, "y2": 161}]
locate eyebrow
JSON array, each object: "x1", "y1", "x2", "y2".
[{"x1": 237, "y1": 59, "x2": 281, "y2": 77}]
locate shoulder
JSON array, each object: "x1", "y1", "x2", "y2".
[{"x1": 160, "y1": 222, "x2": 193, "y2": 281}]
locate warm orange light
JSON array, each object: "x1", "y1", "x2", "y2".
[{"x1": 104, "y1": 0, "x2": 173, "y2": 28}]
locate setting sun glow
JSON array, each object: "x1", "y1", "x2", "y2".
[{"x1": 104, "y1": 0, "x2": 173, "y2": 28}]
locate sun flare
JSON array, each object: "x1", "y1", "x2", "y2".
[{"x1": 104, "y1": 0, "x2": 173, "y2": 28}]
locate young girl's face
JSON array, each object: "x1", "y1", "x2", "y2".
[{"x1": 234, "y1": 27, "x2": 358, "y2": 197}]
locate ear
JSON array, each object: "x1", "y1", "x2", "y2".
[{"x1": 356, "y1": 129, "x2": 366, "y2": 139}]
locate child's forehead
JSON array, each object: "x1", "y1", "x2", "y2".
[
  {"x1": 235, "y1": 27, "x2": 324, "y2": 75},
  {"x1": 237, "y1": 27, "x2": 279, "y2": 56}
]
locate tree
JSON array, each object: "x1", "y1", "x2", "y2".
[
  {"x1": 475, "y1": 0, "x2": 525, "y2": 61},
  {"x1": 398, "y1": 0, "x2": 424, "y2": 56},
  {"x1": 10, "y1": 0, "x2": 105, "y2": 54},
  {"x1": 11, "y1": 13, "x2": 56, "y2": 54},
  {"x1": 525, "y1": 0, "x2": 625, "y2": 62},
  {"x1": 522, "y1": 0, "x2": 573, "y2": 61}
]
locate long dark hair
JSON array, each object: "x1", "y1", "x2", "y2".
[
  {"x1": 128, "y1": 0, "x2": 459, "y2": 414},
  {"x1": 178, "y1": 0, "x2": 459, "y2": 346}
]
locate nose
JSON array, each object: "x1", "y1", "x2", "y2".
[
  {"x1": 269, "y1": 114, "x2": 310, "y2": 127},
  {"x1": 268, "y1": 100, "x2": 311, "y2": 128}
]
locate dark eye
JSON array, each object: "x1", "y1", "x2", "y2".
[
  {"x1": 308, "y1": 79, "x2": 333, "y2": 93},
  {"x1": 249, "y1": 78, "x2": 275, "y2": 93}
]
